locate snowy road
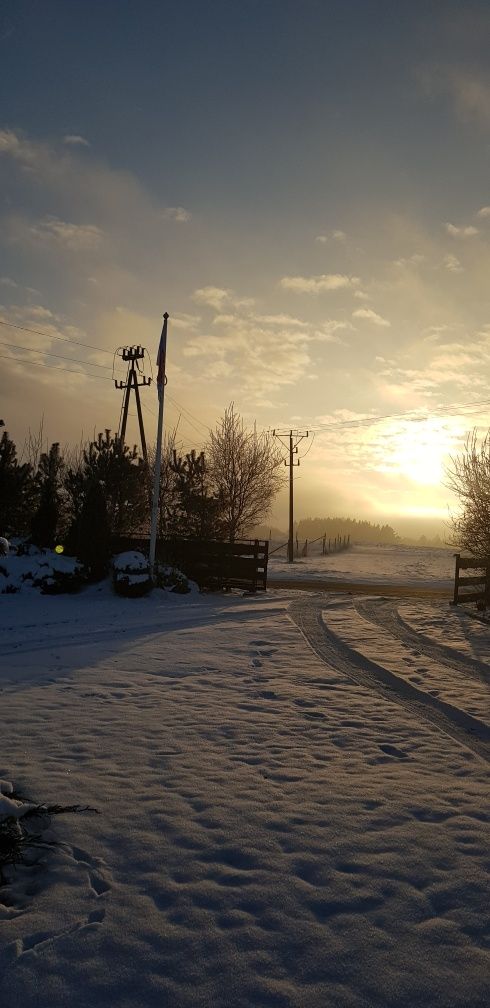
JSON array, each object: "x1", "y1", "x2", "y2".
[
  {"x1": 1, "y1": 586, "x2": 489, "y2": 1008},
  {"x1": 291, "y1": 595, "x2": 490, "y2": 763}
]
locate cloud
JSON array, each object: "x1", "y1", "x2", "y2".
[
  {"x1": 417, "y1": 66, "x2": 490, "y2": 127},
  {"x1": 352, "y1": 307, "x2": 390, "y2": 327},
  {"x1": 442, "y1": 253, "x2": 463, "y2": 273},
  {"x1": 315, "y1": 230, "x2": 346, "y2": 243},
  {"x1": 0, "y1": 276, "x2": 18, "y2": 287},
  {"x1": 162, "y1": 206, "x2": 192, "y2": 223},
  {"x1": 63, "y1": 134, "x2": 90, "y2": 147},
  {"x1": 477, "y1": 206, "x2": 490, "y2": 219},
  {"x1": 252, "y1": 314, "x2": 309, "y2": 328},
  {"x1": 445, "y1": 222, "x2": 479, "y2": 238},
  {"x1": 279, "y1": 274, "x2": 358, "y2": 293},
  {"x1": 170, "y1": 312, "x2": 200, "y2": 330},
  {"x1": 192, "y1": 286, "x2": 231, "y2": 310},
  {"x1": 212, "y1": 313, "x2": 236, "y2": 325},
  {"x1": 27, "y1": 216, "x2": 104, "y2": 252},
  {"x1": 0, "y1": 129, "x2": 34, "y2": 158}
]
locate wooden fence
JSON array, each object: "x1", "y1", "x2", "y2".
[
  {"x1": 452, "y1": 554, "x2": 490, "y2": 606},
  {"x1": 269, "y1": 534, "x2": 350, "y2": 558},
  {"x1": 112, "y1": 536, "x2": 269, "y2": 593}
]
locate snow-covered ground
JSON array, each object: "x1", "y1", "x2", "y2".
[
  {"x1": 268, "y1": 543, "x2": 455, "y2": 588},
  {"x1": 0, "y1": 554, "x2": 489, "y2": 1007}
]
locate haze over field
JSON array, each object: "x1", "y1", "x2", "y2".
[{"x1": 1, "y1": 1, "x2": 490, "y2": 532}]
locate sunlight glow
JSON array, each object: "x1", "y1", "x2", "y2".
[{"x1": 385, "y1": 420, "x2": 456, "y2": 486}]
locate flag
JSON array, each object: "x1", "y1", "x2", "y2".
[{"x1": 156, "y1": 313, "x2": 168, "y2": 393}]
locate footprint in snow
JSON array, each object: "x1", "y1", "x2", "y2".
[{"x1": 378, "y1": 743, "x2": 409, "y2": 759}]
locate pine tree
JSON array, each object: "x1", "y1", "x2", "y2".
[
  {"x1": 65, "y1": 430, "x2": 148, "y2": 553},
  {"x1": 169, "y1": 449, "x2": 223, "y2": 539},
  {"x1": 30, "y1": 443, "x2": 65, "y2": 548},
  {"x1": 76, "y1": 480, "x2": 111, "y2": 581},
  {"x1": 81, "y1": 430, "x2": 148, "y2": 536},
  {"x1": 0, "y1": 430, "x2": 34, "y2": 537}
]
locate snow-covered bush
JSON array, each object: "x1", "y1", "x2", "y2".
[
  {"x1": 112, "y1": 551, "x2": 152, "y2": 598},
  {"x1": 155, "y1": 563, "x2": 192, "y2": 594},
  {"x1": 0, "y1": 550, "x2": 83, "y2": 594}
]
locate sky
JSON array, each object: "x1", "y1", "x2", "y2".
[{"x1": 1, "y1": 0, "x2": 490, "y2": 534}]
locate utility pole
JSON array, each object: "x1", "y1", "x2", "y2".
[
  {"x1": 114, "y1": 346, "x2": 151, "y2": 462},
  {"x1": 273, "y1": 429, "x2": 309, "y2": 563}
]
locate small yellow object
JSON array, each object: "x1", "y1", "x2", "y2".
[{"x1": 55, "y1": 544, "x2": 64, "y2": 554}]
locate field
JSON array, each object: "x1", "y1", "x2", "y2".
[{"x1": 0, "y1": 546, "x2": 488, "y2": 1008}]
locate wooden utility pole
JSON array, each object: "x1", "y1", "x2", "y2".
[
  {"x1": 273, "y1": 429, "x2": 309, "y2": 563},
  {"x1": 114, "y1": 346, "x2": 151, "y2": 462}
]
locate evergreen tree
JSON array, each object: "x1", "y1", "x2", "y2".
[
  {"x1": 81, "y1": 430, "x2": 148, "y2": 536},
  {"x1": 169, "y1": 449, "x2": 223, "y2": 539},
  {"x1": 76, "y1": 480, "x2": 111, "y2": 580},
  {"x1": 30, "y1": 443, "x2": 65, "y2": 548},
  {"x1": 0, "y1": 430, "x2": 34, "y2": 537},
  {"x1": 65, "y1": 430, "x2": 148, "y2": 552}
]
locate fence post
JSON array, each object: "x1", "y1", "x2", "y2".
[
  {"x1": 253, "y1": 539, "x2": 259, "y2": 592},
  {"x1": 452, "y1": 554, "x2": 460, "y2": 606},
  {"x1": 322, "y1": 534, "x2": 326, "y2": 555}
]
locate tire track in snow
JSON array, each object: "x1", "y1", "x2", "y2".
[
  {"x1": 356, "y1": 597, "x2": 490, "y2": 686},
  {"x1": 289, "y1": 596, "x2": 490, "y2": 764}
]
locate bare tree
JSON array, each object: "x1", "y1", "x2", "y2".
[
  {"x1": 445, "y1": 428, "x2": 490, "y2": 556},
  {"x1": 206, "y1": 403, "x2": 284, "y2": 542}
]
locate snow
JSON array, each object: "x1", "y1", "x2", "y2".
[
  {"x1": 0, "y1": 550, "x2": 80, "y2": 593},
  {"x1": 0, "y1": 547, "x2": 488, "y2": 1007},
  {"x1": 112, "y1": 551, "x2": 149, "y2": 572},
  {"x1": 268, "y1": 543, "x2": 456, "y2": 588}
]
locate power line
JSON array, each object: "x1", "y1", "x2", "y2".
[
  {"x1": 275, "y1": 399, "x2": 490, "y2": 436},
  {"x1": 0, "y1": 339, "x2": 116, "y2": 371},
  {"x1": 0, "y1": 352, "x2": 114, "y2": 380},
  {"x1": 0, "y1": 318, "x2": 114, "y2": 356}
]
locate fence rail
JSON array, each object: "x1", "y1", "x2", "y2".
[
  {"x1": 112, "y1": 536, "x2": 268, "y2": 592},
  {"x1": 269, "y1": 534, "x2": 350, "y2": 559},
  {"x1": 452, "y1": 553, "x2": 490, "y2": 606}
]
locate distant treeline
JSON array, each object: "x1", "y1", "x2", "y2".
[{"x1": 295, "y1": 517, "x2": 399, "y2": 545}]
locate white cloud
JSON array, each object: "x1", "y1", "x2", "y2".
[
  {"x1": 443, "y1": 253, "x2": 463, "y2": 273},
  {"x1": 28, "y1": 216, "x2": 104, "y2": 252},
  {"x1": 280, "y1": 274, "x2": 358, "y2": 293},
  {"x1": 163, "y1": 206, "x2": 192, "y2": 223},
  {"x1": 0, "y1": 129, "x2": 32, "y2": 158},
  {"x1": 417, "y1": 66, "x2": 490, "y2": 127},
  {"x1": 353, "y1": 289, "x2": 370, "y2": 300},
  {"x1": 0, "y1": 277, "x2": 18, "y2": 287},
  {"x1": 477, "y1": 206, "x2": 490, "y2": 219},
  {"x1": 212, "y1": 313, "x2": 236, "y2": 325},
  {"x1": 252, "y1": 314, "x2": 309, "y2": 328},
  {"x1": 63, "y1": 134, "x2": 90, "y2": 147},
  {"x1": 192, "y1": 286, "x2": 231, "y2": 310},
  {"x1": 445, "y1": 222, "x2": 479, "y2": 238},
  {"x1": 170, "y1": 312, "x2": 200, "y2": 330},
  {"x1": 315, "y1": 230, "x2": 346, "y2": 243},
  {"x1": 352, "y1": 307, "x2": 390, "y2": 327}
]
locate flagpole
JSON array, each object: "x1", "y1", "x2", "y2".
[{"x1": 149, "y1": 312, "x2": 169, "y2": 580}]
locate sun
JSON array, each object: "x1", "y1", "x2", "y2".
[{"x1": 386, "y1": 419, "x2": 455, "y2": 486}]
